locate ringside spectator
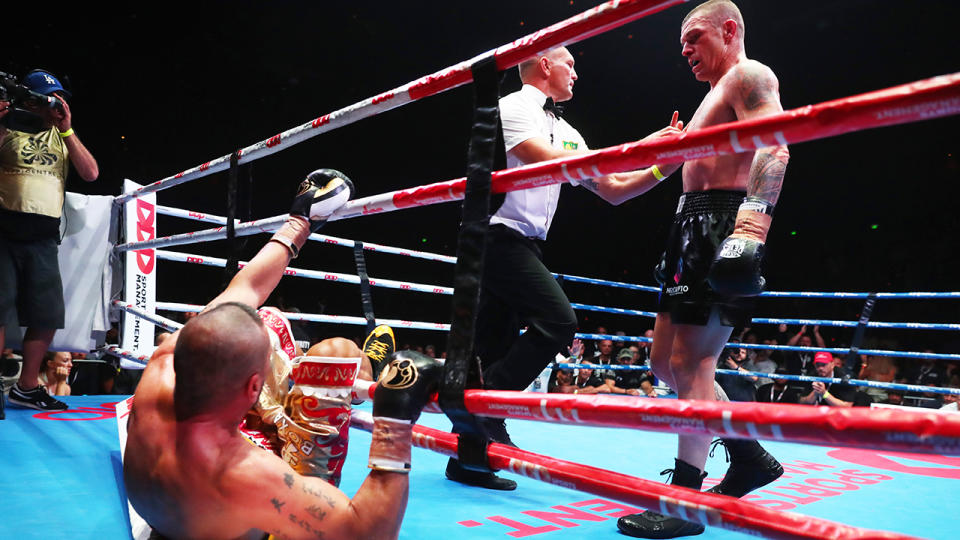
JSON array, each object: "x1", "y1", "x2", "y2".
[
  {"x1": 858, "y1": 354, "x2": 897, "y2": 403},
  {"x1": 799, "y1": 352, "x2": 856, "y2": 407},
  {"x1": 39, "y1": 351, "x2": 72, "y2": 396},
  {"x1": 715, "y1": 344, "x2": 757, "y2": 402},
  {"x1": 604, "y1": 348, "x2": 656, "y2": 397},
  {"x1": 755, "y1": 368, "x2": 801, "y2": 404}
]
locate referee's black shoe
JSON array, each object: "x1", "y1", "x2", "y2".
[{"x1": 445, "y1": 458, "x2": 517, "y2": 491}]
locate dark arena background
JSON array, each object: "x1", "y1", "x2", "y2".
[
  {"x1": 4, "y1": 0, "x2": 959, "y2": 353},
  {"x1": 3, "y1": 2, "x2": 960, "y2": 540}
]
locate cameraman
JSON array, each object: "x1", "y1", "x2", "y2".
[{"x1": 0, "y1": 70, "x2": 98, "y2": 411}]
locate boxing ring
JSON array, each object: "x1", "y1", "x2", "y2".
[{"x1": 3, "y1": 1, "x2": 960, "y2": 538}]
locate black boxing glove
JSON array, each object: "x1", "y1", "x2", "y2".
[
  {"x1": 372, "y1": 350, "x2": 443, "y2": 423},
  {"x1": 707, "y1": 197, "x2": 773, "y2": 296},
  {"x1": 290, "y1": 168, "x2": 354, "y2": 232},
  {"x1": 368, "y1": 351, "x2": 443, "y2": 474}
]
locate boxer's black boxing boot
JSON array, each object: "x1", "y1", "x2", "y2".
[
  {"x1": 616, "y1": 459, "x2": 707, "y2": 538},
  {"x1": 706, "y1": 439, "x2": 783, "y2": 497}
]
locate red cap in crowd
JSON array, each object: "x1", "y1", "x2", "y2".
[{"x1": 814, "y1": 351, "x2": 834, "y2": 365}]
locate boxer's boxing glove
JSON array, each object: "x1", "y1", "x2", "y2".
[
  {"x1": 368, "y1": 351, "x2": 443, "y2": 473},
  {"x1": 372, "y1": 351, "x2": 443, "y2": 423},
  {"x1": 290, "y1": 168, "x2": 354, "y2": 232},
  {"x1": 707, "y1": 197, "x2": 773, "y2": 297}
]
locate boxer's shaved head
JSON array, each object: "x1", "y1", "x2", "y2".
[
  {"x1": 683, "y1": 0, "x2": 745, "y2": 41},
  {"x1": 173, "y1": 302, "x2": 270, "y2": 420}
]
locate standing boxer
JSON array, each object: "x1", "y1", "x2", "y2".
[{"x1": 612, "y1": 1, "x2": 788, "y2": 537}]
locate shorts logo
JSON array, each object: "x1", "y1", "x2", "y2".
[
  {"x1": 562, "y1": 141, "x2": 578, "y2": 150},
  {"x1": 666, "y1": 285, "x2": 689, "y2": 296},
  {"x1": 718, "y1": 238, "x2": 746, "y2": 258}
]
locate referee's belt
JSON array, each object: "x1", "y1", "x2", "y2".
[{"x1": 489, "y1": 223, "x2": 546, "y2": 246}]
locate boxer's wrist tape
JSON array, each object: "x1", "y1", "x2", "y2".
[
  {"x1": 368, "y1": 417, "x2": 413, "y2": 474},
  {"x1": 269, "y1": 235, "x2": 299, "y2": 258},
  {"x1": 651, "y1": 164, "x2": 667, "y2": 182},
  {"x1": 739, "y1": 197, "x2": 775, "y2": 216},
  {"x1": 269, "y1": 217, "x2": 310, "y2": 259},
  {"x1": 58, "y1": 128, "x2": 74, "y2": 138}
]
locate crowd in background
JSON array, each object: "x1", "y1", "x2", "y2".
[
  {"x1": 540, "y1": 323, "x2": 960, "y2": 412},
  {"x1": 3, "y1": 309, "x2": 958, "y2": 415}
]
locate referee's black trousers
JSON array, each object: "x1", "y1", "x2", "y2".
[{"x1": 475, "y1": 225, "x2": 577, "y2": 391}]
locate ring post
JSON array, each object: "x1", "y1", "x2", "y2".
[{"x1": 439, "y1": 55, "x2": 502, "y2": 472}]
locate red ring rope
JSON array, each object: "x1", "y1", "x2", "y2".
[
  {"x1": 334, "y1": 73, "x2": 960, "y2": 220},
  {"x1": 115, "y1": 73, "x2": 960, "y2": 253},
  {"x1": 355, "y1": 381, "x2": 960, "y2": 455},
  {"x1": 350, "y1": 410, "x2": 916, "y2": 540}
]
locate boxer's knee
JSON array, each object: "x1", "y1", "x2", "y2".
[{"x1": 650, "y1": 352, "x2": 673, "y2": 389}]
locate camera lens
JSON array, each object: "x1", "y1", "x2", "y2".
[{"x1": 1, "y1": 358, "x2": 20, "y2": 377}]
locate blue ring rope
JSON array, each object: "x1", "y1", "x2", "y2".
[
  {"x1": 553, "y1": 362, "x2": 960, "y2": 397},
  {"x1": 555, "y1": 273, "x2": 960, "y2": 299},
  {"x1": 571, "y1": 333, "x2": 960, "y2": 361},
  {"x1": 570, "y1": 302, "x2": 959, "y2": 331}
]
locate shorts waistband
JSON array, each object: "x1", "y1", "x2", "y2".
[{"x1": 675, "y1": 190, "x2": 746, "y2": 217}]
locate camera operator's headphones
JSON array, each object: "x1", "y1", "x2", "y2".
[{"x1": 23, "y1": 69, "x2": 71, "y2": 99}]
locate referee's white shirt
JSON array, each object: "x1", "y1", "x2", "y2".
[{"x1": 491, "y1": 84, "x2": 587, "y2": 241}]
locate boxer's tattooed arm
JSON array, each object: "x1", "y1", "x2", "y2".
[
  {"x1": 747, "y1": 149, "x2": 788, "y2": 205},
  {"x1": 736, "y1": 63, "x2": 776, "y2": 111},
  {"x1": 289, "y1": 514, "x2": 326, "y2": 538},
  {"x1": 302, "y1": 483, "x2": 338, "y2": 508},
  {"x1": 306, "y1": 504, "x2": 327, "y2": 521},
  {"x1": 732, "y1": 62, "x2": 789, "y2": 205}
]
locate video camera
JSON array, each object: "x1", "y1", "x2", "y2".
[{"x1": 0, "y1": 71, "x2": 62, "y2": 134}]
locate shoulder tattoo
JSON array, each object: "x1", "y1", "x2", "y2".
[{"x1": 736, "y1": 64, "x2": 776, "y2": 111}]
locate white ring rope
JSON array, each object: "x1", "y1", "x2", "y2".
[
  {"x1": 113, "y1": 301, "x2": 181, "y2": 333},
  {"x1": 156, "y1": 302, "x2": 450, "y2": 332},
  {"x1": 149, "y1": 203, "x2": 960, "y2": 299},
  {"x1": 156, "y1": 249, "x2": 452, "y2": 296},
  {"x1": 154, "y1": 204, "x2": 456, "y2": 263}
]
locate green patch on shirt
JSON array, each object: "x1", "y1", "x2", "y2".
[{"x1": 562, "y1": 141, "x2": 579, "y2": 150}]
